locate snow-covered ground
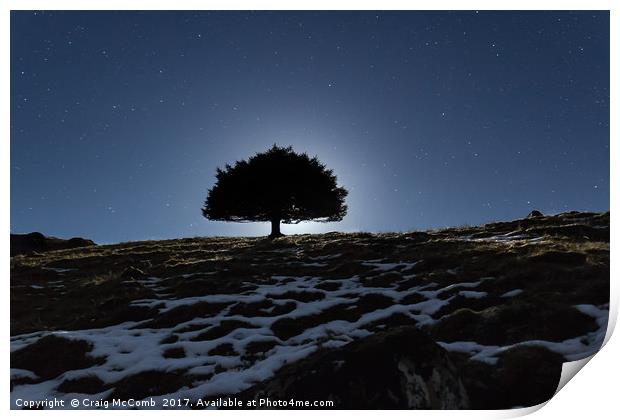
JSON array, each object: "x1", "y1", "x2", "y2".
[{"x1": 10, "y1": 255, "x2": 608, "y2": 408}]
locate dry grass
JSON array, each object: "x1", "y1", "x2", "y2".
[{"x1": 10, "y1": 211, "x2": 609, "y2": 336}]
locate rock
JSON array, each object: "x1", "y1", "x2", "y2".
[
  {"x1": 527, "y1": 210, "x2": 543, "y2": 219},
  {"x1": 404, "y1": 232, "x2": 431, "y2": 243},
  {"x1": 236, "y1": 326, "x2": 469, "y2": 409},
  {"x1": 453, "y1": 346, "x2": 564, "y2": 409},
  {"x1": 493, "y1": 346, "x2": 564, "y2": 408},
  {"x1": 10, "y1": 232, "x2": 96, "y2": 256},
  {"x1": 67, "y1": 237, "x2": 95, "y2": 248},
  {"x1": 10, "y1": 232, "x2": 47, "y2": 256}
]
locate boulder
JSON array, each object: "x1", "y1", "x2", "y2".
[
  {"x1": 236, "y1": 326, "x2": 469, "y2": 409},
  {"x1": 67, "y1": 237, "x2": 95, "y2": 248},
  {"x1": 11, "y1": 232, "x2": 95, "y2": 256},
  {"x1": 10, "y1": 232, "x2": 47, "y2": 256},
  {"x1": 527, "y1": 210, "x2": 543, "y2": 219},
  {"x1": 452, "y1": 346, "x2": 564, "y2": 409}
]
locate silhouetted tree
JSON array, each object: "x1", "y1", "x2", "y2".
[{"x1": 202, "y1": 145, "x2": 348, "y2": 238}]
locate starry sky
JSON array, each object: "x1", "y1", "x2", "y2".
[{"x1": 11, "y1": 11, "x2": 609, "y2": 244}]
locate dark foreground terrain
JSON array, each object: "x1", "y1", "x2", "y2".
[{"x1": 10, "y1": 211, "x2": 609, "y2": 409}]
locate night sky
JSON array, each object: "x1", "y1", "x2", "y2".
[{"x1": 10, "y1": 11, "x2": 609, "y2": 244}]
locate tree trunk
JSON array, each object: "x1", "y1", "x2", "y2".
[{"x1": 269, "y1": 218, "x2": 282, "y2": 239}]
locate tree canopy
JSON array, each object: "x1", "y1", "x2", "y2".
[{"x1": 202, "y1": 145, "x2": 348, "y2": 237}]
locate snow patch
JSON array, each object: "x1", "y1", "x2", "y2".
[
  {"x1": 501, "y1": 289, "x2": 523, "y2": 298},
  {"x1": 458, "y1": 291, "x2": 488, "y2": 299}
]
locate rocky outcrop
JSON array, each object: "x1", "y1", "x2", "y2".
[
  {"x1": 450, "y1": 345, "x2": 564, "y2": 409},
  {"x1": 527, "y1": 210, "x2": 543, "y2": 218},
  {"x1": 10, "y1": 232, "x2": 95, "y2": 256},
  {"x1": 236, "y1": 326, "x2": 470, "y2": 409}
]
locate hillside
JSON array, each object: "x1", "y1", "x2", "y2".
[{"x1": 10, "y1": 211, "x2": 609, "y2": 409}]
